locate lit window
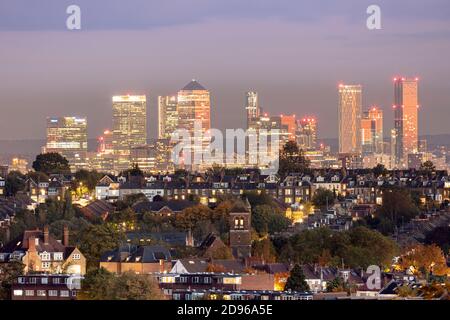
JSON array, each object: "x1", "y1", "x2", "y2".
[
  {"x1": 13, "y1": 290, "x2": 23, "y2": 296},
  {"x1": 48, "y1": 290, "x2": 58, "y2": 297},
  {"x1": 25, "y1": 290, "x2": 34, "y2": 296},
  {"x1": 72, "y1": 254, "x2": 81, "y2": 260}
]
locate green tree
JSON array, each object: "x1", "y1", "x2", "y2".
[
  {"x1": 377, "y1": 188, "x2": 419, "y2": 232},
  {"x1": 312, "y1": 188, "x2": 335, "y2": 209},
  {"x1": 278, "y1": 141, "x2": 310, "y2": 177},
  {"x1": 5, "y1": 171, "x2": 26, "y2": 196},
  {"x1": 285, "y1": 264, "x2": 310, "y2": 292},
  {"x1": 79, "y1": 269, "x2": 165, "y2": 300},
  {"x1": 76, "y1": 224, "x2": 125, "y2": 271},
  {"x1": 73, "y1": 169, "x2": 103, "y2": 192},
  {"x1": 252, "y1": 205, "x2": 290, "y2": 236},
  {"x1": 32, "y1": 152, "x2": 70, "y2": 175}
]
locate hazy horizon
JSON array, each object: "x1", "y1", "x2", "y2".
[{"x1": 1, "y1": 0, "x2": 450, "y2": 141}]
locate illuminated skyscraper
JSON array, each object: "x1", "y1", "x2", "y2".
[
  {"x1": 245, "y1": 91, "x2": 260, "y2": 128},
  {"x1": 393, "y1": 77, "x2": 419, "y2": 166},
  {"x1": 280, "y1": 114, "x2": 297, "y2": 141},
  {"x1": 361, "y1": 107, "x2": 383, "y2": 154},
  {"x1": 158, "y1": 95, "x2": 178, "y2": 140},
  {"x1": 338, "y1": 84, "x2": 362, "y2": 154},
  {"x1": 98, "y1": 129, "x2": 114, "y2": 155},
  {"x1": 44, "y1": 116, "x2": 88, "y2": 170},
  {"x1": 112, "y1": 95, "x2": 147, "y2": 171},
  {"x1": 297, "y1": 117, "x2": 317, "y2": 150},
  {"x1": 177, "y1": 80, "x2": 211, "y2": 169}
]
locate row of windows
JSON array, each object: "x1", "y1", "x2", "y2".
[
  {"x1": 18, "y1": 277, "x2": 69, "y2": 285},
  {"x1": 13, "y1": 289, "x2": 77, "y2": 298}
]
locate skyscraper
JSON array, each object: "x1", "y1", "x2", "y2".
[
  {"x1": 158, "y1": 95, "x2": 178, "y2": 140},
  {"x1": 393, "y1": 77, "x2": 419, "y2": 167},
  {"x1": 44, "y1": 116, "x2": 88, "y2": 170},
  {"x1": 297, "y1": 117, "x2": 317, "y2": 150},
  {"x1": 361, "y1": 107, "x2": 383, "y2": 154},
  {"x1": 112, "y1": 95, "x2": 147, "y2": 171},
  {"x1": 280, "y1": 114, "x2": 297, "y2": 141},
  {"x1": 245, "y1": 91, "x2": 260, "y2": 128},
  {"x1": 177, "y1": 80, "x2": 211, "y2": 169},
  {"x1": 338, "y1": 84, "x2": 362, "y2": 154}
]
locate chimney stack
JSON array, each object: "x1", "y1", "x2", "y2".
[
  {"x1": 28, "y1": 235, "x2": 36, "y2": 252},
  {"x1": 63, "y1": 225, "x2": 69, "y2": 247},
  {"x1": 44, "y1": 226, "x2": 49, "y2": 245}
]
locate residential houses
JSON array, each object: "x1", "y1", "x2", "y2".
[{"x1": 0, "y1": 226, "x2": 86, "y2": 275}]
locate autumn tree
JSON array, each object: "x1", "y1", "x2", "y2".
[{"x1": 399, "y1": 244, "x2": 448, "y2": 277}]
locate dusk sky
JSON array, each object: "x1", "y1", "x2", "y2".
[{"x1": 1, "y1": 0, "x2": 450, "y2": 140}]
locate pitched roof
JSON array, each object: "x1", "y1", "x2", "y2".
[
  {"x1": 100, "y1": 245, "x2": 172, "y2": 263},
  {"x1": 181, "y1": 80, "x2": 206, "y2": 91},
  {"x1": 133, "y1": 200, "x2": 196, "y2": 214},
  {"x1": 0, "y1": 229, "x2": 66, "y2": 254}
]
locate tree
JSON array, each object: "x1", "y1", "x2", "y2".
[
  {"x1": 121, "y1": 164, "x2": 144, "y2": 177},
  {"x1": 312, "y1": 188, "x2": 335, "y2": 209},
  {"x1": 32, "y1": 153, "x2": 70, "y2": 174},
  {"x1": 79, "y1": 269, "x2": 165, "y2": 300},
  {"x1": 377, "y1": 188, "x2": 419, "y2": 232},
  {"x1": 0, "y1": 261, "x2": 24, "y2": 300},
  {"x1": 73, "y1": 170, "x2": 103, "y2": 192},
  {"x1": 251, "y1": 205, "x2": 290, "y2": 236},
  {"x1": 278, "y1": 141, "x2": 310, "y2": 177},
  {"x1": 425, "y1": 226, "x2": 450, "y2": 255},
  {"x1": 399, "y1": 244, "x2": 448, "y2": 277},
  {"x1": 419, "y1": 161, "x2": 436, "y2": 176},
  {"x1": 285, "y1": 264, "x2": 310, "y2": 292},
  {"x1": 252, "y1": 238, "x2": 277, "y2": 263},
  {"x1": 76, "y1": 224, "x2": 125, "y2": 271},
  {"x1": 372, "y1": 164, "x2": 387, "y2": 177},
  {"x1": 5, "y1": 171, "x2": 26, "y2": 196}
]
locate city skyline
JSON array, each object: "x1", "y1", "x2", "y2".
[{"x1": 1, "y1": 1, "x2": 450, "y2": 140}]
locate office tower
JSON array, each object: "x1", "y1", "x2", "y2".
[
  {"x1": 361, "y1": 107, "x2": 383, "y2": 155},
  {"x1": 338, "y1": 84, "x2": 362, "y2": 154},
  {"x1": 367, "y1": 107, "x2": 383, "y2": 153},
  {"x1": 390, "y1": 128, "x2": 398, "y2": 168},
  {"x1": 280, "y1": 114, "x2": 297, "y2": 141},
  {"x1": 297, "y1": 117, "x2": 317, "y2": 150},
  {"x1": 177, "y1": 80, "x2": 211, "y2": 169},
  {"x1": 393, "y1": 77, "x2": 419, "y2": 166},
  {"x1": 44, "y1": 116, "x2": 88, "y2": 170},
  {"x1": 361, "y1": 115, "x2": 374, "y2": 154},
  {"x1": 112, "y1": 95, "x2": 147, "y2": 171},
  {"x1": 158, "y1": 95, "x2": 178, "y2": 140},
  {"x1": 245, "y1": 91, "x2": 260, "y2": 128},
  {"x1": 97, "y1": 129, "x2": 114, "y2": 155}
]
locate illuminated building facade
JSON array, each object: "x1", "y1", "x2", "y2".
[
  {"x1": 98, "y1": 129, "x2": 114, "y2": 155},
  {"x1": 245, "y1": 91, "x2": 260, "y2": 128},
  {"x1": 112, "y1": 95, "x2": 147, "y2": 171},
  {"x1": 393, "y1": 77, "x2": 419, "y2": 167},
  {"x1": 44, "y1": 117, "x2": 88, "y2": 170},
  {"x1": 297, "y1": 117, "x2": 317, "y2": 150},
  {"x1": 158, "y1": 95, "x2": 178, "y2": 140},
  {"x1": 338, "y1": 84, "x2": 362, "y2": 155},
  {"x1": 176, "y1": 80, "x2": 211, "y2": 169},
  {"x1": 280, "y1": 114, "x2": 297, "y2": 141},
  {"x1": 361, "y1": 107, "x2": 383, "y2": 155}
]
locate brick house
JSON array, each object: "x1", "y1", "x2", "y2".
[{"x1": 0, "y1": 226, "x2": 86, "y2": 275}]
